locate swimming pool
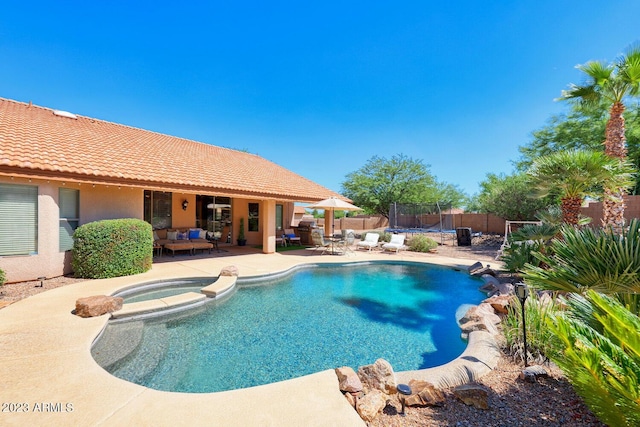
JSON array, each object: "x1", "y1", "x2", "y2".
[{"x1": 92, "y1": 262, "x2": 483, "y2": 393}]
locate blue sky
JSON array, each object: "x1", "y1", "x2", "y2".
[{"x1": 1, "y1": 2, "x2": 639, "y2": 197}]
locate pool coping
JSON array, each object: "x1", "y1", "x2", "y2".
[{"x1": 0, "y1": 250, "x2": 501, "y2": 426}]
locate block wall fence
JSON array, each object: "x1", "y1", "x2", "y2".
[{"x1": 323, "y1": 195, "x2": 640, "y2": 235}]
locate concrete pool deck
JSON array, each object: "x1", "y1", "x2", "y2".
[{"x1": 0, "y1": 249, "x2": 500, "y2": 426}]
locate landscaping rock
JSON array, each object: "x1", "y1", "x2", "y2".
[
  {"x1": 405, "y1": 379, "x2": 445, "y2": 407},
  {"x1": 335, "y1": 366, "x2": 363, "y2": 393},
  {"x1": 453, "y1": 384, "x2": 490, "y2": 410},
  {"x1": 344, "y1": 391, "x2": 356, "y2": 408},
  {"x1": 489, "y1": 282, "x2": 515, "y2": 297},
  {"x1": 520, "y1": 365, "x2": 549, "y2": 383},
  {"x1": 483, "y1": 294, "x2": 513, "y2": 314},
  {"x1": 467, "y1": 261, "x2": 484, "y2": 275},
  {"x1": 219, "y1": 265, "x2": 239, "y2": 277},
  {"x1": 75, "y1": 295, "x2": 123, "y2": 318},
  {"x1": 471, "y1": 266, "x2": 496, "y2": 277},
  {"x1": 357, "y1": 358, "x2": 396, "y2": 394},
  {"x1": 356, "y1": 389, "x2": 386, "y2": 422}
]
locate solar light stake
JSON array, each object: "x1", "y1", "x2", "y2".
[
  {"x1": 37, "y1": 276, "x2": 46, "y2": 288},
  {"x1": 397, "y1": 384, "x2": 412, "y2": 417},
  {"x1": 515, "y1": 282, "x2": 529, "y2": 367}
]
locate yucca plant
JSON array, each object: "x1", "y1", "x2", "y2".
[
  {"x1": 523, "y1": 219, "x2": 640, "y2": 314},
  {"x1": 547, "y1": 291, "x2": 640, "y2": 426}
]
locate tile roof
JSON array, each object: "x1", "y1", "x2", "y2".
[{"x1": 0, "y1": 98, "x2": 343, "y2": 202}]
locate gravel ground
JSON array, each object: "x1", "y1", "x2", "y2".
[
  {"x1": 369, "y1": 356, "x2": 605, "y2": 427},
  {"x1": 0, "y1": 237, "x2": 605, "y2": 426}
]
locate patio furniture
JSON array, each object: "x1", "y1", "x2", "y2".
[
  {"x1": 311, "y1": 229, "x2": 332, "y2": 254},
  {"x1": 284, "y1": 229, "x2": 301, "y2": 246},
  {"x1": 164, "y1": 242, "x2": 194, "y2": 256},
  {"x1": 276, "y1": 232, "x2": 287, "y2": 247},
  {"x1": 382, "y1": 234, "x2": 407, "y2": 253},
  {"x1": 356, "y1": 233, "x2": 380, "y2": 251}
]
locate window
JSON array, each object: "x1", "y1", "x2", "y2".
[
  {"x1": 59, "y1": 188, "x2": 79, "y2": 252},
  {"x1": 144, "y1": 190, "x2": 172, "y2": 229},
  {"x1": 276, "y1": 204, "x2": 283, "y2": 231},
  {"x1": 248, "y1": 203, "x2": 259, "y2": 232},
  {"x1": 0, "y1": 184, "x2": 38, "y2": 255}
]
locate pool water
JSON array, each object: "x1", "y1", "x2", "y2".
[
  {"x1": 93, "y1": 262, "x2": 483, "y2": 393},
  {"x1": 115, "y1": 277, "x2": 214, "y2": 303}
]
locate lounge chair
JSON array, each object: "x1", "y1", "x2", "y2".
[
  {"x1": 284, "y1": 228, "x2": 301, "y2": 246},
  {"x1": 382, "y1": 234, "x2": 407, "y2": 253},
  {"x1": 356, "y1": 233, "x2": 380, "y2": 251},
  {"x1": 311, "y1": 229, "x2": 332, "y2": 254}
]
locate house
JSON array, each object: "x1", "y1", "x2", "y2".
[{"x1": 0, "y1": 98, "x2": 343, "y2": 283}]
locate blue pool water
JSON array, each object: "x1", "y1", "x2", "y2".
[{"x1": 92, "y1": 262, "x2": 483, "y2": 393}]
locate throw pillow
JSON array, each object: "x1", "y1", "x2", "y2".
[
  {"x1": 189, "y1": 229, "x2": 201, "y2": 239},
  {"x1": 177, "y1": 231, "x2": 188, "y2": 240},
  {"x1": 153, "y1": 231, "x2": 160, "y2": 241},
  {"x1": 199, "y1": 229, "x2": 207, "y2": 239},
  {"x1": 167, "y1": 231, "x2": 178, "y2": 240}
]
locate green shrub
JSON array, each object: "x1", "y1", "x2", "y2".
[
  {"x1": 72, "y1": 218, "x2": 153, "y2": 279},
  {"x1": 0, "y1": 267, "x2": 5, "y2": 286},
  {"x1": 547, "y1": 291, "x2": 640, "y2": 426},
  {"x1": 501, "y1": 223, "x2": 557, "y2": 274},
  {"x1": 408, "y1": 234, "x2": 438, "y2": 252},
  {"x1": 502, "y1": 291, "x2": 563, "y2": 365},
  {"x1": 523, "y1": 219, "x2": 640, "y2": 314},
  {"x1": 501, "y1": 240, "x2": 545, "y2": 274}
]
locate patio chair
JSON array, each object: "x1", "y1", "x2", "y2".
[
  {"x1": 339, "y1": 229, "x2": 355, "y2": 255},
  {"x1": 356, "y1": 233, "x2": 380, "y2": 251},
  {"x1": 382, "y1": 234, "x2": 407, "y2": 253},
  {"x1": 275, "y1": 232, "x2": 286, "y2": 247},
  {"x1": 311, "y1": 229, "x2": 332, "y2": 254},
  {"x1": 284, "y1": 229, "x2": 301, "y2": 246}
]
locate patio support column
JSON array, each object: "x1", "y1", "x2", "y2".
[{"x1": 262, "y1": 199, "x2": 276, "y2": 254}]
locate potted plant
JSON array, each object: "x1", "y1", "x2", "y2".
[{"x1": 237, "y1": 218, "x2": 247, "y2": 246}]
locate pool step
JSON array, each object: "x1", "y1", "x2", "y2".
[
  {"x1": 91, "y1": 320, "x2": 145, "y2": 370},
  {"x1": 111, "y1": 292, "x2": 206, "y2": 320},
  {"x1": 200, "y1": 276, "x2": 237, "y2": 297}
]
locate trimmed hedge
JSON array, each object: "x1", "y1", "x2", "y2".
[
  {"x1": 72, "y1": 218, "x2": 153, "y2": 279},
  {"x1": 0, "y1": 267, "x2": 5, "y2": 286}
]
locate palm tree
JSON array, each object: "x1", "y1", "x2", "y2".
[
  {"x1": 528, "y1": 149, "x2": 635, "y2": 225},
  {"x1": 559, "y1": 45, "x2": 640, "y2": 230}
]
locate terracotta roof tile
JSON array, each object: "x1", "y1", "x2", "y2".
[{"x1": 0, "y1": 98, "x2": 342, "y2": 202}]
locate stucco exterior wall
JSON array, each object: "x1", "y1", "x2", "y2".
[
  {"x1": 81, "y1": 185, "x2": 143, "y2": 224},
  {"x1": 0, "y1": 179, "x2": 145, "y2": 283}
]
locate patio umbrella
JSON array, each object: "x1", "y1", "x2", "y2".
[{"x1": 307, "y1": 197, "x2": 362, "y2": 236}]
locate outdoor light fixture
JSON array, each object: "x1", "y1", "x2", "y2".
[
  {"x1": 182, "y1": 199, "x2": 189, "y2": 211},
  {"x1": 514, "y1": 282, "x2": 530, "y2": 367},
  {"x1": 37, "y1": 276, "x2": 46, "y2": 288},
  {"x1": 397, "y1": 383, "x2": 412, "y2": 416}
]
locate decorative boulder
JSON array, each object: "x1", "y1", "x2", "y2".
[
  {"x1": 335, "y1": 366, "x2": 363, "y2": 393},
  {"x1": 483, "y1": 294, "x2": 513, "y2": 314},
  {"x1": 357, "y1": 358, "x2": 396, "y2": 394},
  {"x1": 453, "y1": 384, "x2": 490, "y2": 410},
  {"x1": 356, "y1": 389, "x2": 386, "y2": 422},
  {"x1": 489, "y1": 282, "x2": 515, "y2": 297},
  {"x1": 75, "y1": 295, "x2": 123, "y2": 318},
  {"x1": 219, "y1": 265, "x2": 239, "y2": 277},
  {"x1": 405, "y1": 380, "x2": 445, "y2": 407},
  {"x1": 467, "y1": 261, "x2": 484, "y2": 274},
  {"x1": 520, "y1": 365, "x2": 549, "y2": 383}
]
